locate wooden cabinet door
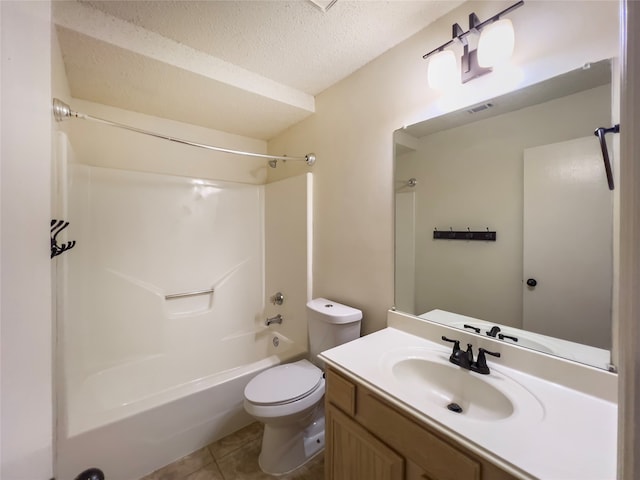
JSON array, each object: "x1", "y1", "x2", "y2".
[
  {"x1": 355, "y1": 390, "x2": 481, "y2": 480},
  {"x1": 326, "y1": 403, "x2": 404, "y2": 480}
]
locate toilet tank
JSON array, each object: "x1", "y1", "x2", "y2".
[{"x1": 307, "y1": 298, "x2": 362, "y2": 366}]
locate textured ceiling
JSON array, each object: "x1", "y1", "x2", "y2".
[{"x1": 54, "y1": 0, "x2": 463, "y2": 140}]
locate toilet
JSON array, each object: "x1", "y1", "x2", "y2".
[{"x1": 243, "y1": 298, "x2": 362, "y2": 475}]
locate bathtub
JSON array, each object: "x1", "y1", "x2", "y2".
[{"x1": 56, "y1": 330, "x2": 306, "y2": 480}]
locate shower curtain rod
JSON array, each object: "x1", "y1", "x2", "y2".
[{"x1": 51, "y1": 98, "x2": 316, "y2": 167}]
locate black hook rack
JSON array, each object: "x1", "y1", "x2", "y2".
[
  {"x1": 594, "y1": 124, "x2": 619, "y2": 191},
  {"x1": 51, "y1": 219, "x2": 76, "y2": 258},
  {"x1": 433, "y1": 227, "x2": 496, "y2": 241}
]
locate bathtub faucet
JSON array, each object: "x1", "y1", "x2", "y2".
[{"x1": 265, "y1": 314, "x2": 283, "y2": 326}]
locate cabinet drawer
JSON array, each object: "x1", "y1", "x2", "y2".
[
  {"x1": 357, "y1": 390, "x2": 480, "y2": 480},
  {"x1": 326, "y1": 367, "x2": 356, "y2": 416}
]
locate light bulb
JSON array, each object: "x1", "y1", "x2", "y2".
[
  {"x1": 477, "y1": 18, "x2": 515, "y2": 68},
  {"x1": 427, "y1": 50, "x2": 457, "y2": 90}
]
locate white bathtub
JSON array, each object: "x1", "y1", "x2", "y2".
[{"x1": 57, "y1": 330, "x2": 305, "y2": 480}]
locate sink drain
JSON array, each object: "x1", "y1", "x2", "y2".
[{"x1": 447, "y1": 402, "x2": 463, "y2": 413}]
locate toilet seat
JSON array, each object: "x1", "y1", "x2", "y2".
[{"x1": 245, "y1": 360, "x2": 323, "y2": 406}]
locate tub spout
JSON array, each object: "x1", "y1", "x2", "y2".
[{"x1": 265, "y1": 314, "x2": 283, "y2": 326}]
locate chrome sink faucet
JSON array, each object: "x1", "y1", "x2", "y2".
[{"x1": 441, "y1": 336, "x2": 501, "y2": 375}]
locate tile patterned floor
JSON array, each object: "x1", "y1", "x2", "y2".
[{"x1": 139, "y1": 422, "x2": 324, "y2": 480}]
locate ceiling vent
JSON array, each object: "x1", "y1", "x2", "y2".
[{"x1": 467, "y1": 102, "x2": 494, "y2": 114}]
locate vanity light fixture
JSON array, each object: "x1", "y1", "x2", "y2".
[
  {"x1": 423, "y1": 1, "x2": 523, "y2": 88},
  {"x1": 427, "y1": 49, "x2": 457, "y2": 90},
  {"x1": 477, "y1": 18, "x2": 516, "y2": 68}
]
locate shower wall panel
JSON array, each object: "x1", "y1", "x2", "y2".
[
  {"x1": 264, "y1": 173, "x2": 313, "y2": 348},
  {"x1": 65, "y1": 165, "x2": 264, "y2": 388}
]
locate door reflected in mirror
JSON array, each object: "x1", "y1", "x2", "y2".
[{"x1": 394, "y1": 59, "x2": 616, "y2": 371}]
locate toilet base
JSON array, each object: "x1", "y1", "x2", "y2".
[{"x1": 258, "y1": 405, "x2": 325, "y2": 475}]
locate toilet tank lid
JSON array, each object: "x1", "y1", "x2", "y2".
[{"x1": 306, "y1": 298, "x2": 363, "y2": 323}]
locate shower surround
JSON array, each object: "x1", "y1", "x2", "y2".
[{"x1": 55, "y1": 134, "x2": 311, "y2": 480}]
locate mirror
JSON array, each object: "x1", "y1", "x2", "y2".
[{"x1": 394, "y1": 59, "x2": 615, "y2": 370}]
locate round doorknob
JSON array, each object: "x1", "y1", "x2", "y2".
[{"x1": 526, "y1": 278, "x2": 537, "y2": 287}]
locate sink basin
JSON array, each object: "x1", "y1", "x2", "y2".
[
  {"x1": 381, "y1": 348, "x2": 544, "y2": 423},
  {"x1": 392, "y1": 357, "x2": 514, "y2": 420}
]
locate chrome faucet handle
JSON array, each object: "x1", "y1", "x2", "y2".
[{"x1": 270, "y1": 292, "x2": 285, "y2": 305}]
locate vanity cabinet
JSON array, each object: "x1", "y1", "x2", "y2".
[
  {"x1": 326, "y1": 406, "x2": 404, "y2": 480},
  {"x1": 325, "y1": 367, "x2": 518, "y2": 480}
]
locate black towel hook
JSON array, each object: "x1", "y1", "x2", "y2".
[
  {"x1": 594, "y1": 124, "x2": 620, "y2": 191},
  {"x1": 51, "y1": 218, "x2": 76, "y2": 258}
]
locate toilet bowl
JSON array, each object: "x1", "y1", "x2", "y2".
[
  {"x1": 243, "y1": 298, "x2": 362, "y2": 475},
  {"x1": 244, "y1": 359, "x2": 325, "y2": 474}
]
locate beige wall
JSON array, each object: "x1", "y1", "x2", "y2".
[
  {"x1": 1, "y1": 2, "x2": 53, "y2": 478},
  {"x1": 268, "y1": 0, "x2": 619, "y2": 334}
]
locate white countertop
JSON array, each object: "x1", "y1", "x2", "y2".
[{"x1": 319, "y1": 327, "x2": 617, "y2": 480}]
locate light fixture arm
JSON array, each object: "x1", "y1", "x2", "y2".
[
  {"x1": 469, "y1": 12, "x2": 481, "y2": 33},
  {"x1": 422, "y1": 0, "x2": 524, "y2": 60},
  {"x1": 453, "y1": 23, "x2": 466, "y2": 46}
]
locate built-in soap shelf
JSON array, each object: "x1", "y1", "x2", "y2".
[{"x1": 164, "y1": 287, "x2": 214, "y2": 317}]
